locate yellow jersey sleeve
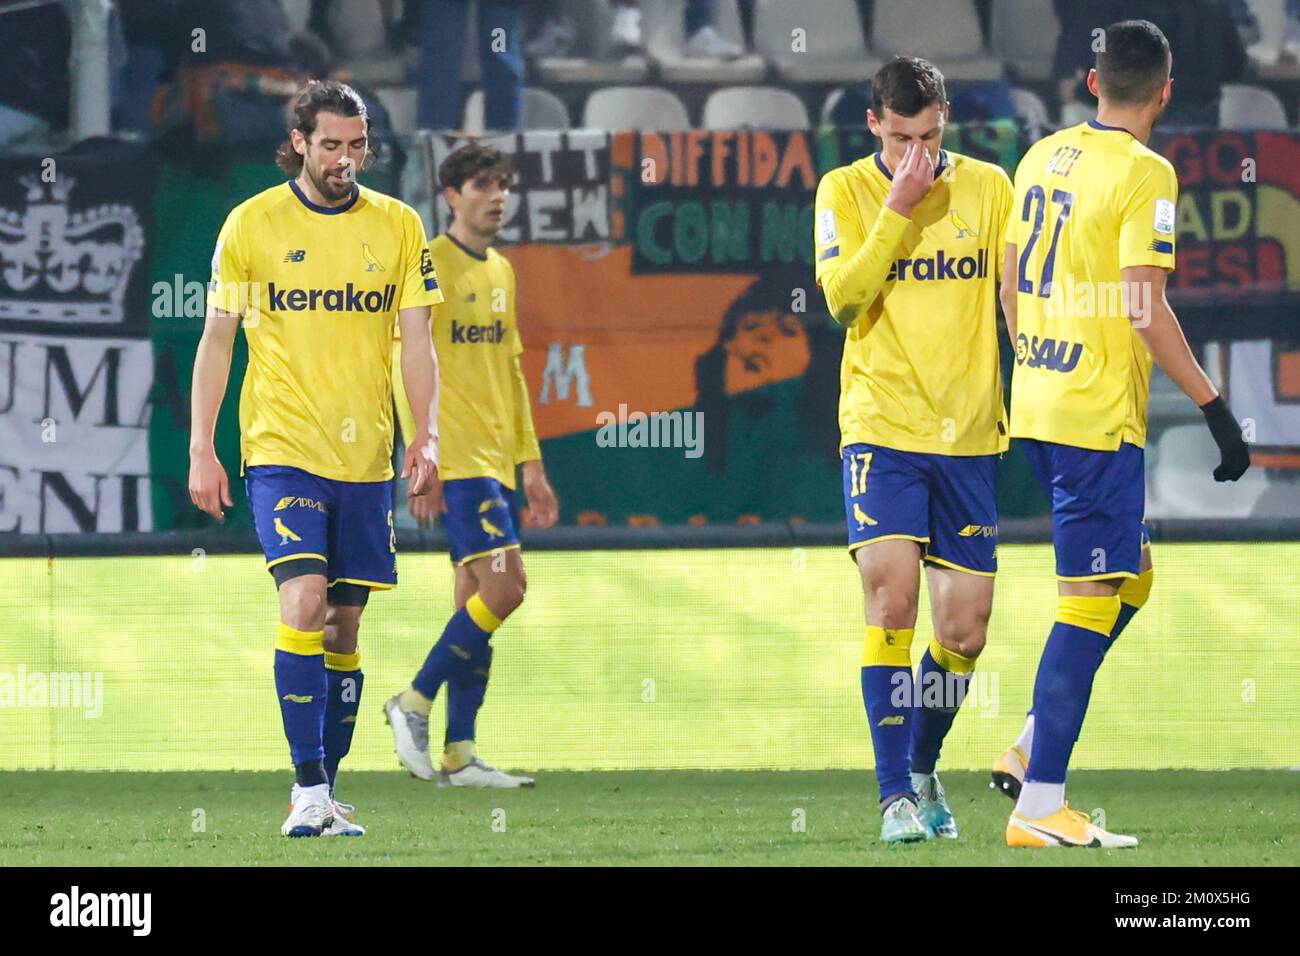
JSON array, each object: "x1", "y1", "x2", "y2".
[
  {"x1": 207, "y1": 205, "x2": 251, "y2": 316},
  {"x1": 992, "y1": 166, "x2": 1014, "y2": 279},
  {"x1": 1119, "y1": 153, "x2": 1178, "y2": 271},
  {"x1": 512, "y1": 360, "x2": 541, "y2": 464},
  {"x1": 814, "y1": 169, "x2": 910, "y2": 328},
  {"x1": 398, "y1": 206, "x2": 443, "y2": 310}
]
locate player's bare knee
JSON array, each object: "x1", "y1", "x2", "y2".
[
  {"x1": 280, "y1": 583, "x2": 325, "y2": 631},
  {"x1": 935, "y1": 614, "x2": 987, "y2": 658},
  {"x1": 872, "y1": 592, "x2": 918, "y2": 631}
]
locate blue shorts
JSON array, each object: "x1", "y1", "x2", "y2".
[
  {"x1": 1021, "y1": 439, "x2": 1147, "y2": 580},
  {"x1": 245, "y1": 465, "x2": 396, "y2": 591},
  {"x1": 842, "y1": 443, "x2": 999, "y2": 576},
  {"x1": 442, "y1": 476, "x2": 521, "y2": 566}
]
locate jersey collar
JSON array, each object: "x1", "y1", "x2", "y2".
[
  {"x1": 446, "y1": 232, "x2": 489, "y2": 262},
  {"x1": 1087, "y1": 118, "x2": 1134, "y2": 136},
  {"x1": 874, "y1": 148, "x2": 948, "y2": 181},
  {"x1": 289, "y1": 179, "x2": 359, "y2": 215}
]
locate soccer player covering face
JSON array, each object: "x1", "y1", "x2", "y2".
[
  {"x1": 814, "y1": 58, "x2": 1014, "y2": 843},
  {"x1": 385, "y1": 145, "x2": 559, "y2": 788},
  {"x1": 189, "y1": 81, "x2": 443, "y2": 837},
  {"x1": 997, "y1": 20, "x2": 1250, "y2": 848}
]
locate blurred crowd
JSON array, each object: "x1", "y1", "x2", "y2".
[{"x1": 1, "y1": 0, "x2": 1298, "y2": 148}]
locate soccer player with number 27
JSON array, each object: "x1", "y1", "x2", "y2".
[{"x1": 996, "y1": 20, "x2": 1250, "y2": 848}]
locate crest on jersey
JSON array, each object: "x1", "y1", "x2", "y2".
[
  {"x1": 950, "y1": 209, "x2": 977, "y2": 239},
  {"x1": 362, "y1": 242, "x2": 385, "y2": 272}
]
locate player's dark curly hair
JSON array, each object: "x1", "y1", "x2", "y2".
[
  {"x1": 872, "y1": 56, "x2": 947, "y2": 118},
  {"x1": 275, "y1": 80, "x2": 376, "y2": 175},
  {"x1": 437, "y1": 142, "x2": 515, "y2": 192},
  {"x1": 1097, "y1": 20, "x2": 1171, "y2": 105}
]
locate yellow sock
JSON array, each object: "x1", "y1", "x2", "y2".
[
  {"x1": 399, "y1": 686, "x2": 432, "y2": 716},
  {"x1": 443, "y1": 740, "x2": 477, "y2": 771}
]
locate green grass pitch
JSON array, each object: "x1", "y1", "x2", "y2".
[
  {"x1": 1, "y1": 544, "x2": 1297, "y2": 865},
  {"x1": 2, "y1": 770, "x2": 1297, "y2": 866}
]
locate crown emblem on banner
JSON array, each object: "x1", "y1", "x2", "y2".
[{"x1": 0, "y1": 174, "x2": 145, "y2": 324}]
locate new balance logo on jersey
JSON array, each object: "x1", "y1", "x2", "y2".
[
  {"x1": 284, "y1": 250, "x2": 306, "y2": 262},
  {"x1": 451, "y1": 318, "x2": 506, "y2": 344},
  {"x1": 887, "y1": 248, "x2": 988, "y2": 282},
  {"x1": 267, "y1": 282, "x2": 397, "y2": 313},
  {"x1": 1015, "y1": 333, "x2": 1083, "y2": 373}
]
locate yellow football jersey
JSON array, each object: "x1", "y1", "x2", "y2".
[
  {"x1": 815, "y1": 149, "x2": 1013, "y2": 456},
  {"x1": 208, "y1": 181, "x2": 442, "y2": 482},
  {"x1": 393, "y1": 234, "x2": 540, "y2": 489},
  {"x1": 1008, "y1": 120, "x2": 1179, "y2": 450}
]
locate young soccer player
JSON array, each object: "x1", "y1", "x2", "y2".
[
  {"x1": 385, "y1": 143, "x2": 559, "y2": 788},
  {"x1": 189, "y1": 80, "x2": 443, "y2": 837},
  {"x1": 814, "y1": 57, "x2": 1014, "y2": 843},
  {"x1": 997, "y1": 20, "x2": 1250, "y2": 848}
]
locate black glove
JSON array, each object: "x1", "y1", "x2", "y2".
[{"x1": 1199, "y1": 396, "x2": 1251, "y2": 482}]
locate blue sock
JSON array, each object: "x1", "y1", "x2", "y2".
[
  {"x1": 412, "y1": 595, "x2": 499, "y2": 702},
  {"x1": 1025, "y1": 587, "x2": 1146, "y2": 726},
  {"x1": 446, "y1": 642, "x2": 493, "y2": 746},
  {"x1": 861, "y1": 626, "x2": 916, "y2": 805},
  {"x1": 909, "y1": 640, "x2": 975, "y2": 776},
  {"x1": 1103, "y1": 602, "x2": 1140, "y2": 653},
  {"x1": 275, "y1": 624, "x2": 328, "y2": 784},
  {"x1": 1026, "y1": 597, "x2": 1118, "y2": 784},
  {"x1": 324, "y1": 655, "x2": 363, "y2": 794}
]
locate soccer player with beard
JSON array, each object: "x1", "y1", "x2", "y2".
[{"x1": 190, "y1": 80, "x2": 443, "y2": 837}]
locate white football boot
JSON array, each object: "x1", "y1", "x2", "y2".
[
  {"x1": 383, "y1": 693, "x2": 436, "y2": 780},
  {"x1": 281, "y1": 782, "x2": 334, "y2": 838},
  {"x1": 291, "y1": 785, "x2": 366, "y2": 837},
  {"x1": 438, "y1": 757, "x2": 535, "y2": 789}
]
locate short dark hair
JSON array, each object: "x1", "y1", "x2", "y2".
[
  {"x1": 872, "y1": 56, "x2": 947, "y2": 118},
  {"x1": 275, "y1": 80, "x2": 373, "y2": 175},
  {"x1": 1096, "y1": 20, "x2": 1171, "y2": 105},
  {"x1": 437, "y1": 143, "x2": 514, "y2": 192}
]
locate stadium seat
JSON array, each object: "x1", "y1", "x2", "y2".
[
  {"x1": 701, "y1": 86, "x2": 810, "y2": 130},
  {"x1": 642, "y1": 0, "x2": 766, "y2": 83},
  {"x1": 374, "y1": 86, "x2": 418, "y2": 135},
  {"x1": 990, "y1": 0, "x2": 1060, "y2": 81},
  {"x1": 463, "y1": 87, "x2": 572, "y2": 132},
  {"x1": 1009, "y1": 86, "x2": 1052, "y2": 140},
  {"x1": 325, "y1": 0, "x2": 388, "y2": 58},
  {"x1": 1146, "y1": 424, "x2": 1266, "y2": 519},
  {"x1": 1219, "y1": 84, "x2": 1289, "y2": 130},
  {"x1": 582, "y1": 86, "x2": 691, "y2": 131},
  {"x1": 534, "y1": 0, "x2": 651, "y2": 84},
  {"x1": 1244, "y1": 0, "x2": 1286, "y2": 67},
  {"x1": 280, "y1": 0, "x2": 312, "y2": 33},
  {"x1": 871, "y1": 0, "x2": 1004, "y2": 81},
  {"x1": 1059, "y1": 101, "x2": 1092, "y2": 128},
  {"x1": 820, "y1": 87, "x2": 850, "y2": 126},
  {"x1": 753, "y1": 0, "x2": 882, "y2": 84}
]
